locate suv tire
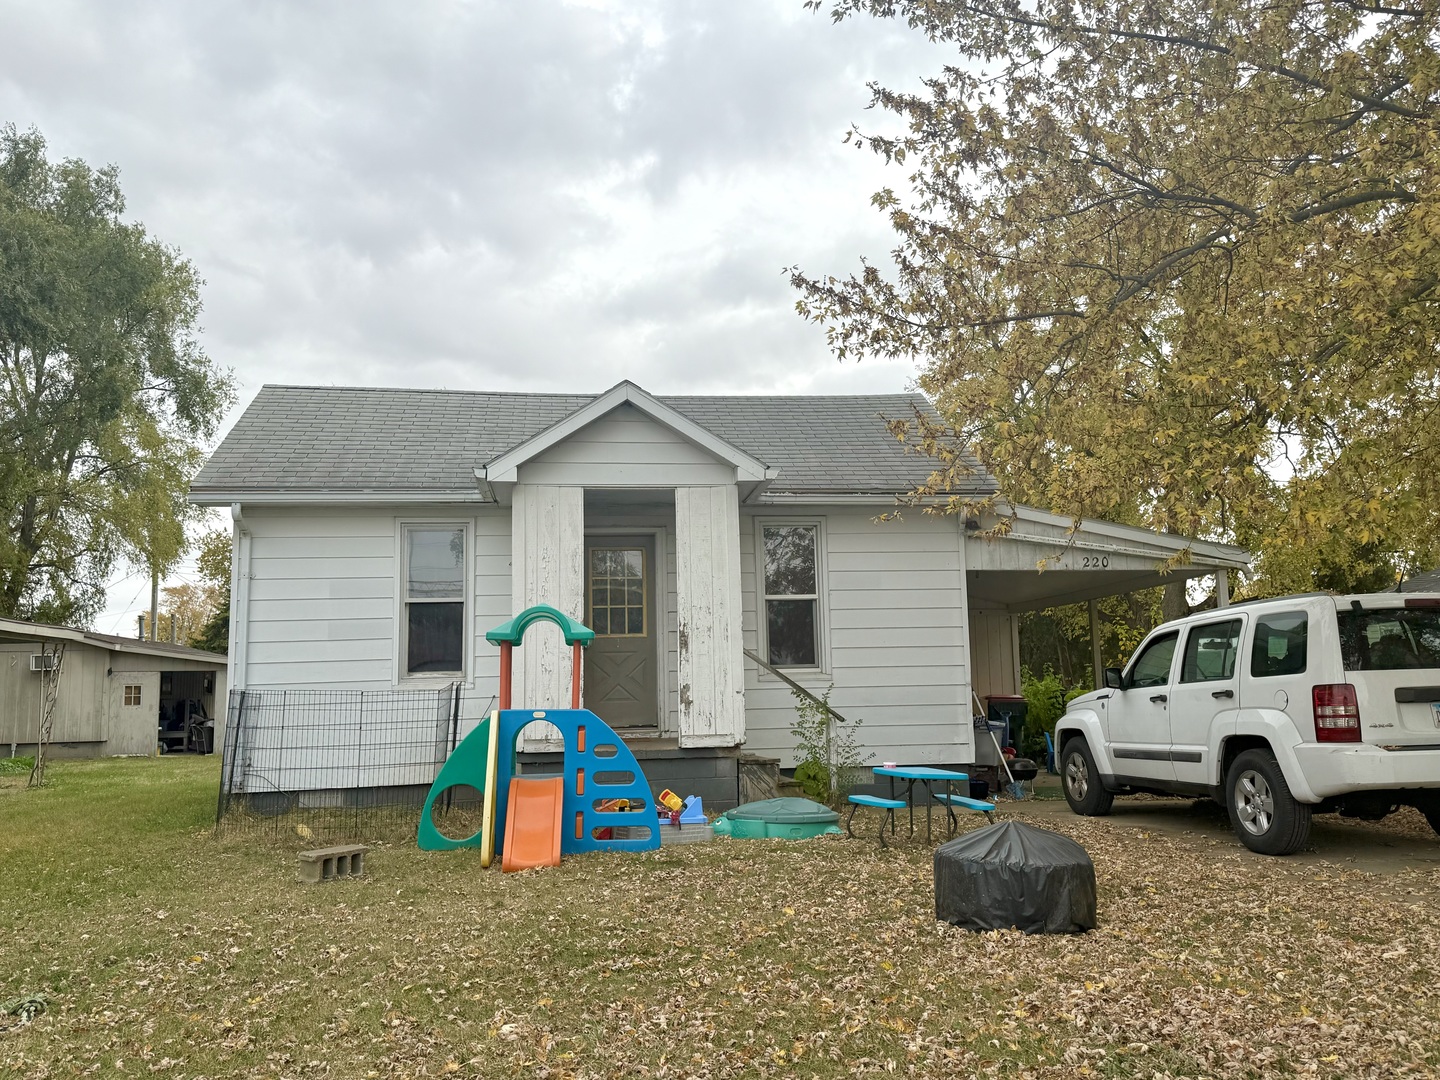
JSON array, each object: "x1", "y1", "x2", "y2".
[
  {"x1": 1225, "y1": 749, "x2": 1311, "y2": 855},
  {"x1": 1061, "y1": 738, "x2": 1113, "y2": 817}
]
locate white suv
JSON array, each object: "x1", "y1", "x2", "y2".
[{"x1": 1056, "y1": 592, "x2": 1440, "y2": 855}]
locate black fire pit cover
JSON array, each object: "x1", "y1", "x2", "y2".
[{"x1": 934, "y1": 821, "x2": 1096, "y2": 934}]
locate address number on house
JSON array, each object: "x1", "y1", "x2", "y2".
[{"x1": 1079, "y1": 556, "x2": 1110, "y2": 569}]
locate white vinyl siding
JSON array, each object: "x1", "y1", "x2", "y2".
[
  {"x1": 742, "y1": 508, "x2": 971, "y2": 766},
  {"x1": 517, "y1": 403, "x2": 734, "y2": 487},
  {"x1": 235, "y1": 506, "x2": 510, "y2": 695}
]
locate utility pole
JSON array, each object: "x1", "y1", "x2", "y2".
[{"x1": 150, "y1": 567, "x2": 159, "y2": 642}]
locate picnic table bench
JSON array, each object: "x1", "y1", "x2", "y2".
[
  {"x1": 934, "y1": 791, "x2": 996, "y2": 821},
  {"x1": 844, "y1": 794, "x2": 907, "y2": 848},
  {"x1": 847, "y1": 766, "x2": 996, "y2": 846}
]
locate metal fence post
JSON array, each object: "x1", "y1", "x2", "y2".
[{"x1": 215, "y1": 688, "x2": 247, "y2": 829}]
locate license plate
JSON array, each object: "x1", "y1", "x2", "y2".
[{"x1": 1433, "y1": 702, "x2": 1440, "y2": 728}]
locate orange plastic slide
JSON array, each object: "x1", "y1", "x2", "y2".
[{"x1": 501, "y1": 777, "x2": 564, "y2": 872}]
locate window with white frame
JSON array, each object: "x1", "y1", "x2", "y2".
[
  {"x1": 762, "y1": 523, "x2": 821, "y2": 667},
  {"x1": 403, "y1": 525, "x2": 466, "y2": 676}
]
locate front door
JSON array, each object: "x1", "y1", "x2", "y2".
[
  {"x1": 584, "y1": 536, "x2": 658, "y2": 728},
  {"x1": 1105, "y1": 630, "x2": 1179, "y2": 783}
]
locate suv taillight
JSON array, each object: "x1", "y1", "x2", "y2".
[{"x1": 1313, "y1": 683, "x2": 1361, "y2": 743}]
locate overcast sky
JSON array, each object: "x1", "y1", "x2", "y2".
[{"x1": 1, "y1": 0, "x2": 944, "y2": 631}]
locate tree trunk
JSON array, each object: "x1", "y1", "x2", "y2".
[{"x1": 1161, "y1": 580, "x2": 1190, "y2": 622}]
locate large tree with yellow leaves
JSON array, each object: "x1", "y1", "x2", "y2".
[{"x1": 794, "y1": 0, "x2": 1440, "y2": 596}]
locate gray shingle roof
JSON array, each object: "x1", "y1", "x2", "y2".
[
  {"x1": 1400, "y1": 569, "x2": 1440, "y2": 592},
  {"x1": 191, "y1": 384, "x2": 998, "y2": 498}
]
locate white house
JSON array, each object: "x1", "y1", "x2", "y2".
[{"x1": 191, "y1": 381, "x2": 1248, "y2": 805}]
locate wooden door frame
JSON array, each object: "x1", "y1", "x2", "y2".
[{"x1": 584, "y1": 527, "x2": 667, "y2": 733}]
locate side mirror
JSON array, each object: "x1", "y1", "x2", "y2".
[{"x1": 1104, "y1": 667, "x2": 1124, "y2": 690}]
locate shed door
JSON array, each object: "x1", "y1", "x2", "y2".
[
  {"x1": 106, "y1": 672, "x2": 161, "y2": 756},
  {"x1": 584, "y1": 536, "x2": 658, "y2": 728}
]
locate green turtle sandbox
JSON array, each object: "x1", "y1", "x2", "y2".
[{"x1": 711, "y1": 797, "x2": 842, "y2": 839}]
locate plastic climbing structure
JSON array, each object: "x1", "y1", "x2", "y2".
[{"x1": 417, "y1": 604, "x2": 660, "y2": 869}]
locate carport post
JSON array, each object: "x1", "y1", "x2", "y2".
[
  {"x1": 1088, "y1": 599, "x2": 1104, "y2": 690},
  {"x1": 1216, "y1": 568, "x2": 1230, "y2": 608}
]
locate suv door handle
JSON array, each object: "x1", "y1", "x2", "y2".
[
  {"x1": 1149, "y1": 694, "x2": 1168, "y2": 704},
  {"x1": 1211, "y1": 689, "x2": 1235, "y2": 699}
]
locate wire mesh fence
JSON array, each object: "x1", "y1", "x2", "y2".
[{"x1": 215, "y1": 685, "x2": 496, "y2": 843}]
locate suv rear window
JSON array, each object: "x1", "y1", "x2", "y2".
[
  {"x1": 1338, "y1": 608, "x2": 1440, "y2": 670},
  {"x1": 1250, "y1": 611, "x2": 1307, "y2": 678}
]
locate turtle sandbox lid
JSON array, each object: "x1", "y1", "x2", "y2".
[{"x1": 712, "y1": 797, "x2": 842, "y2": 839}]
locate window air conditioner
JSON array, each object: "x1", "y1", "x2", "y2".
[{"x1": 29, "y1": 653, "x2": 58, "y2": 672}]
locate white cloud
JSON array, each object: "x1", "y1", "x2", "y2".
[{"x1": 0, "y1": 0, "x2": 949, "y2": 630}]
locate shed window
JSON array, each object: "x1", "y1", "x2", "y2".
[
  {"x1": 404, "y1": 526, "x2": 465, "y2": 675},
  {"x1": 123, "y1": 684, "x2": 142, "y2": 707},
  {"x1": 762, "y1": 524, "x2": 820, "y2": 667}
]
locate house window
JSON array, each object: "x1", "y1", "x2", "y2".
[
  {"x1": 762, "y1": 523, "x2": 820, "y2": 667},
  {"x1": 404, "y1": 525, "x2": 466, "y2": 676},
  {"x1": 123, "y1": 684, "x2": 142, "y2": 707}
]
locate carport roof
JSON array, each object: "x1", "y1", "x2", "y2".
[
  {"x1": 0, "y1": 617, "x2": 227, "y2": 662},
  {"x1": 966, "y1": 505, "x2": 1253, "y2": 612}
]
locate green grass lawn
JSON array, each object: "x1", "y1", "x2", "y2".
[{"x1": 2, "y1": 758, "x2": 1439, "y2": 1079}]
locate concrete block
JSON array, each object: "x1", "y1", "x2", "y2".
[{"x1": 297, "y1": 843, "x2": 369, "y2": 884}]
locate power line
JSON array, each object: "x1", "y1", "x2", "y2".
[{"x1": 104, "y1": 579, "x2": 153, "y2": 635}]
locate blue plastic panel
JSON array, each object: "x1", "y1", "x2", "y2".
[{"x1": 492, "y1": 708, "x2": 660, "y2": 855}]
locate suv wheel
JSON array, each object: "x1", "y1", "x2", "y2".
[
  {"x1": 1225, "y1": 749, "x2": 1311, "y2": 855},
  {"x1": 1061, "y1": 738, "x2": 1113, "y2": 817}
]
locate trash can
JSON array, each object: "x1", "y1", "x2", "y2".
[
  {"x1": 986, "y1": 695, "x2": 1029, "y2": 751},
  {"x1": 973, "y1": 716, "x2": 1006, "y2": 766}
]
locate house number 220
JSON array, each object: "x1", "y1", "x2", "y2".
[{"x1": 1081, "y1": 556, "x2": 1110, "y2": 568}]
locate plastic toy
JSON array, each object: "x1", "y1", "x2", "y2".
[
  {"x1": 711, "y1": 797, "x2": 843, "y2": 840},
  {"x1": 417, "y1": 604, "x2": 660, "y2": 867},
  {"x1": 657, "y1": 788, "x2": 684, "y2": 813},
  {"x1": 679, "y1": 795, "x2": 706, "y2": 825}
]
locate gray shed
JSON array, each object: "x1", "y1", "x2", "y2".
[{"x1": 0, "y1": 617, "x2": 228, "y2": 758}]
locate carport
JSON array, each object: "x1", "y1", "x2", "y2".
[{"x1": 966, "y1": 504, "x2": 1253, "y2": 701}]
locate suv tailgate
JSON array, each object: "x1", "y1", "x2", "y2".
[{"x1": 1338, "y1": 599, "x2": 1440, "y2": 748}]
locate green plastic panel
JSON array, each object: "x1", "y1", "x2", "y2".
[
  {"x1": 485, "y1": 604, "x2": 595, "y2": 647},
  {"x1": 417, "y1": 714, "x2": 492, "y2": 851}
]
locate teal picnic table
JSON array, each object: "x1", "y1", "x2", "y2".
[{"x1": 873, "y1": 765, "x2": 969, "y2": 841}]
